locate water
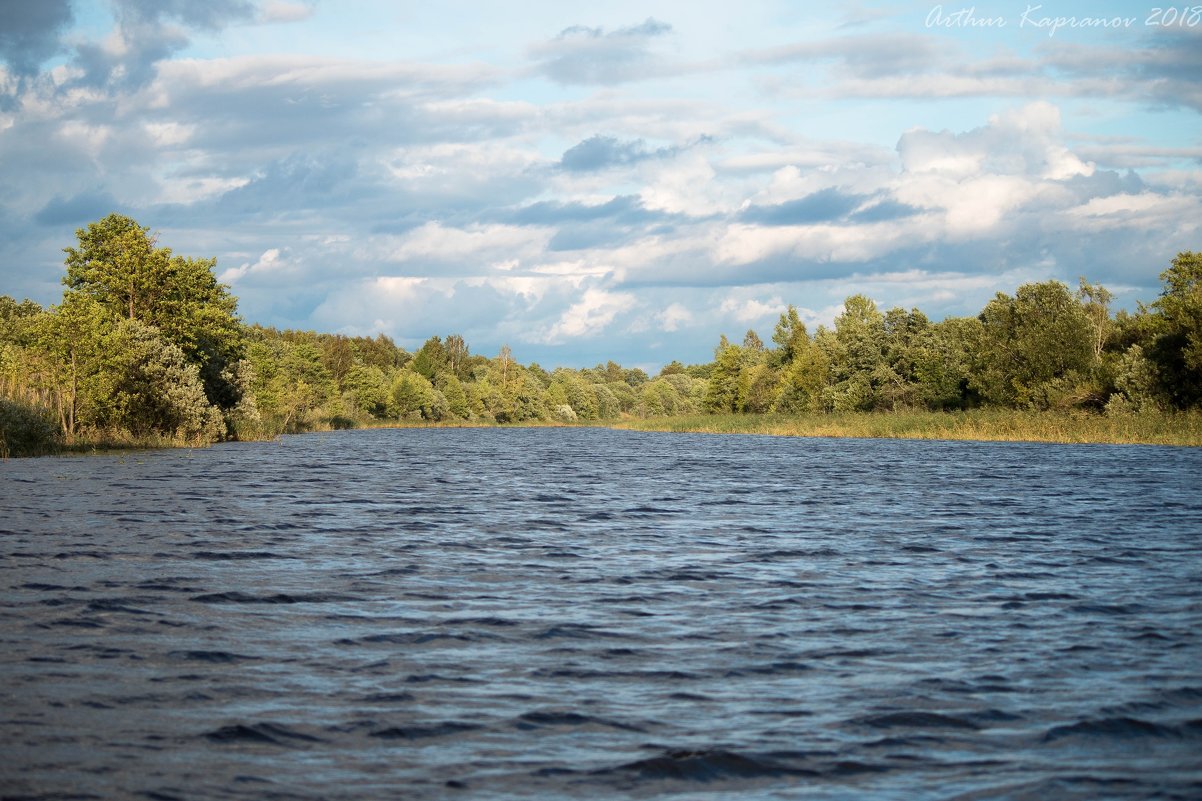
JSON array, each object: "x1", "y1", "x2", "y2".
[{"x1": 2, "y1": 427, "x2": 1201, "y2": 800}]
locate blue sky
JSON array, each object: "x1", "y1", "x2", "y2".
[{"x1": 1, "y1": 1, "x2": 1199, "y2": 369}]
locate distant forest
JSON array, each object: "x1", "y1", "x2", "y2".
[{"x1": 1, "y1": 213, "x2": 1200, "y2": 454}]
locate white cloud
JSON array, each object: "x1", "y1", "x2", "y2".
[
  {"x1": 386, "y1": 222, "x2": 550, "y2": 266},
  {"x1": 259, "y1": 1, "x2": 314, "y2": 24},
  {"x1": 544, "y1": 288, "x2": 636, "y2": 342},
  {"x1": 657, "y1": 302, "x2": 692, "y2": 332},
  {"x1": 218, "y1": 247, "x2": 287, "y2": 284},
  {"x1": 720, "y1": 295, "x2": 785, "y2": 324}
]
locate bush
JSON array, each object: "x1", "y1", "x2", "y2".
[{"x1": 0, "y1": 399, "x2": 60, "y2": 457}]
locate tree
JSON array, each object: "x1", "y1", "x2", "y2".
[
  {"x1": 343, "y1": 364, "x2": 390, "y2": 417},
  {"x1": 29, "y1": 293, "x2": 115, "y2": 439},
  {"x1": 1077, "y1": 277, "x2": 1114, "y2": 361},
  {"x1": 974, "y1": 281, "x2": 1093, "y2": 408},
  {"x1": 913, "y1": 317, "x2": 979, "y2": 410},
  {"x1": 704, "y1": 335, "x2": 745, "y2": 412},
  {"x1": 411, "y1": 336, "x2": 448, "y2": 379},
  {"x1": 63, "y1": 214, "x2": 168, "y2": 322},
  {"x1": 103, "y1": 320, "x2": 225, "y2": 441},
  {"x1": 438, "y1": 372, "x2": 471, "y2": 419},
  {"x1": 62, "y1": 214, "x2": 245, "y2": 413},
  {"x1": 821, "y1": 295, "x2": 886, "y2": 411},
  {"x1": 444, "y1": 334, "x2": 470, "y2": 379},
  {"x1": 877, "y1": 307, "x2": 931, "y2": 411},
  {"x1": 1149, "y1": 251, "x2": 1202, "y2": 407},
  {"x1": 770, "y1": 305, "x2": 807, "y2": 368},
  {"x1": 247, "y1": 335, "x2": 337, "y2": 432}
]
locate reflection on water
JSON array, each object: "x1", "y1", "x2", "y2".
[{"x1": 2, "y1": 428, "x2": 1201, "y2": 799}]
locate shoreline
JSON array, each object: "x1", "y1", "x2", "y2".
[
  {"x1": 8, "y1": 409, "x2": 1201, "y2": 458},
  {"x1": 611, "y1": 410, "x2": 1202, "y2": 448}
]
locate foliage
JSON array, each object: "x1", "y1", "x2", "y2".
[
  {"x1": 0, "y1": 398, "x2": 60, "y2": 457},
  {"x1": 973, "y1": 281, "x2": 1094, "y2": 409},
  {"x1": 3, "y1": 216, "x2": 1201, "y2": 451},
  {"x1": 63, "y1": 214, "x2": 246, "y2": 409},
  {"x1": 1148, "y1": 251, "x2": 1202, "y2": 407}
]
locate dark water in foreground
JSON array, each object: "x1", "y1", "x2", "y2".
[{"x1": 2, "y1": 428, "x2": 1201, "y2": 800}]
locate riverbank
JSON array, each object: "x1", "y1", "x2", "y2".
[
  {"x1": 613, "y1": 409, "x2": 1202, "y2": 447},
  {"x1": 8, "y1": 409, "x2": 1202, "y2": 457}
]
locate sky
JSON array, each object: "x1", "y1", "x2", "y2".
[{"x1": 0, "y1": 1, "x2": 1199, "y2": 369}]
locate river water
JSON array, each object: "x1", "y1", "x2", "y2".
[{"x1": 2, "y1": 427, "x2": 1201, "y2": 800}]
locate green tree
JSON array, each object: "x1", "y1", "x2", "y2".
[
  {"x1": 390, "y1": 370, "x2": 436, "y2": 419},
  {"x1": 1148, "y1": 251, "x2": 1202, "y2": 407},
  {"x1": 29, "y1": 293, "x2": 114, "y2": 438},
  {"x1": 343, "y1": 364, "x2": 390, "y2": 417},
  {"x1": 248, "y1": 335, "x2": 337, "y2": 433},
  {"x1": 770, "y1": 305, "x2": 807, "y2": 368},
  {"x1": 974, "y1": 281, "x2": 1093, "y2": 408},
  {"x1": 411, "y1": 336, "x2": 448, "y2": 379},
  {"x1": 912, "y1": 317, "x2": 979, "y2": 410},
  {"x1": 821, "y1": 295, "x2": 886, "y2": 411},
  {"x1": 1077, "y1": 277, "x2": 1114, "y2": 361},
  {"x1": 62, "y1": 214, "x2": 245, "y2": 412},
  {"x1": 444, "y1": 334, "x2": 470, "y2": 379},
  {"x1": 436, "y1": 372, "x2": 471, "y2": 419},
  {"x1": 102, "y1": 319, "x2": 225, "y2": 441},
  {"x1": 704, "y1": 335, "x2": 745, "y2": 412}
]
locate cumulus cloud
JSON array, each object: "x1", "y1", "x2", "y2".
[
  {"x1": 744, "y1": 32, "x2": 944, "y2": 79},
  {"x1": 259, "y1": 1, "x2": 314, "y2": 24},
  {"x1": 531, "y1": 18, "x2": 673, "y2": 85},
  {"x1": 0, "y1": 0, "x2": 72, "y2": 76},
  {"x1": 740, "y1": 187, "x2": 867, "y2": 225},
  {"x1": 218, "y1": 247, "x2": 291, "y2": 284},
  {"x1": 34, "y1": 189, "x2": 122, "y2": 226},
  {"x1": 68, "y1": 0, "x2": 257, "y2": 90},
  {"x1": 560, "y1": 134, "x2": 684, "y2": 171},
  {"x1": 0, "y1": 5, "x2": 1198, "y2": 367},
  {"x1": 544, "y1": 287, "x2": 637, "y2": 342}
]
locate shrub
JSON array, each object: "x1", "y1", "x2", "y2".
[{"x1": 0, "y1": 399, "x2": 60, "y2": 458}]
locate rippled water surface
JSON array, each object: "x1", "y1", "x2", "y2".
[{"x1": 3, "y1": 427, "x2": 1202, "y2": 800}]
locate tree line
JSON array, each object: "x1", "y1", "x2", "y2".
[{"x1": 1, "y1": 214, "x2": 1199, "y2": 454}]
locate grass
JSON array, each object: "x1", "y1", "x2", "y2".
[
  {"x1": 612, "y1": 409, "x2": 1202, "y2": 447},
  {"x1": 11, "y1": 409, "x2": 1201, "y2": 457},
  {"x1": 55, "y1": 428, "x2": 215, "y2": 455}
]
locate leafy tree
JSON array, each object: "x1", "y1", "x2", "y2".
[
  {"x1": 874, "y1": 308, "x2": 928, "y2": 410},
  {"x1": 0, "y1": 296, "x2": 42, "y2": 346},
  {"x1": 974, "y1": 281, "x2": 1093, "y2": 408},
  {"x1": 247, "y1": 335, "x2": 337, "y2": 432},
  {"x1": 1077, "y1": 277, "x2": 1114, "y2": 361},
  {"x1": 343, "y1": 364, "x2": 391, "y2": 417},
  {"x1": 62, "y1": 214, "x2": 245, "y2": 411},
  {"x1": 29, "y1": 293, "x2": 115, "y2": 438},
  {"x1": 1105, "y1": 344, "x2": 1165, "y2": 414},
  {"x1": 1148, "y1": 251, "x2": 1202, "y2": 407},
  {"x1": 912, "y1": 317, "x2": 980, "y2": 410},
  {"x1": 444, "y1": 334, "x2": 470, "y2": 379},
  {"x1": 821, "y1": 296, "x2": 886, "y2": 411},
  {"x1": 351, "y1": 333, "x2": 409, "y2": 370},
  {"x1": 437, "y1": 372, "x2": 471, "y2": 419},
  {"x1": 411, "y1": 336, "x2": 448, "y2": 379},
  {"x1": 770, "y1": 305, "x2": 807, "y2": 368},
  {"x1": 772, "y1": 329, "x2": 829, "y2": 413},
  {"x1": 391, "y1": 370, "x2": 437, "y2": 419},
  {"x1": 742, "y1": 363, "x2": 779, "y2": 413},
  {"x1": 319, "y1": 335, "x2": 355, "y2": 383},
  {"x1": 102, "y1": 320, "x2": 225, "y2": 441},
  {"x1": 704, "y1": 335, "x2": 745, "y2": 412},
  {"x1": 550, "y1": 369, "x2": 598, "y2": 420},
  {"x1": 742, "y1": 329, "x2": 765, "y2": 357}
]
